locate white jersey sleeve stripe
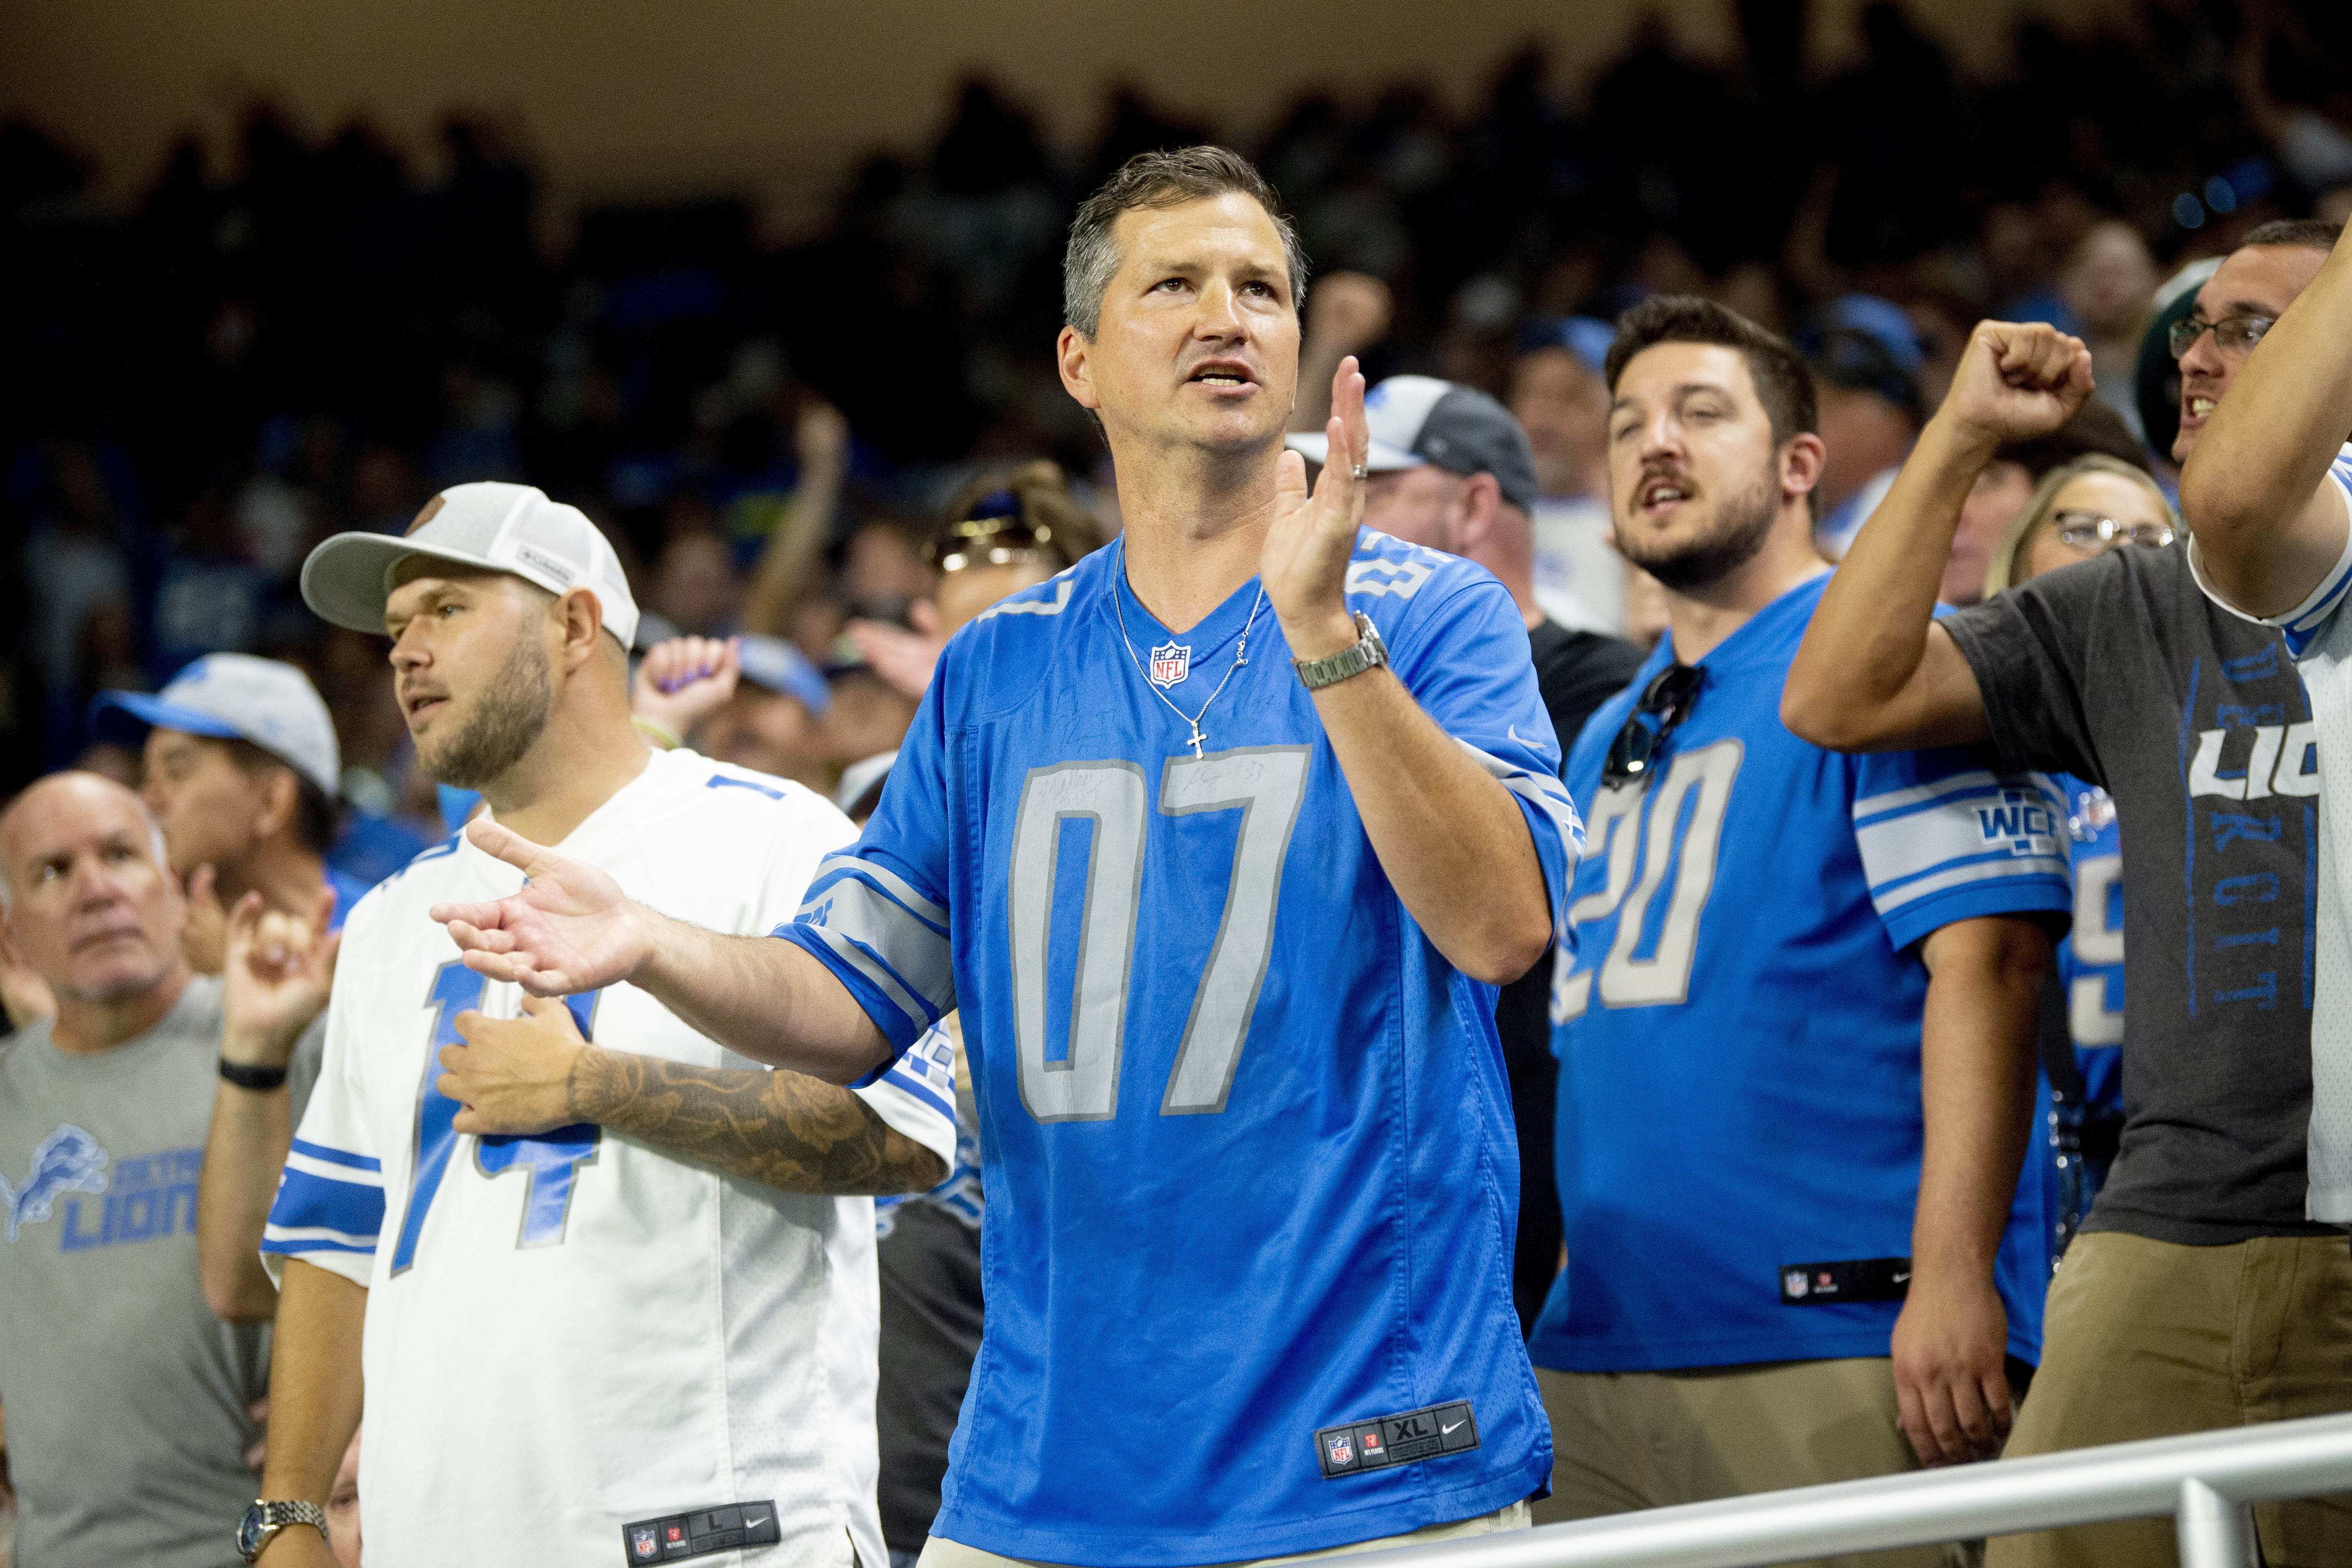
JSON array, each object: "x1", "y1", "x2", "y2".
[
  {"x1": 814, "y1": 854, "x2": 949, "y2": 928},
  {"x1": 261, "y1": 1224, "x2": 378, "y2": 1253},
  {"x1": 266, "y1": 1161, "x2": 387, "y2": 1249},
  {"x1": 789, "y1": 922, "x2": 939, "y2": 1036},
  {"x1": 1456, "y1": 738, "x2": 1588, "y2": 853},
  {"x1": 1852, "y1": 767, "x2": 2047, "y2": 822},
  {"x1": 1870, "y1": 853, "x2": 2077, "y2": 913},
  {"x1": 796, "y1": 872, "x2": 957, "y2": 1015}
]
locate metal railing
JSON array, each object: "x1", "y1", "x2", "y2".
[{"x1": 1361, "y1": 1413, "x2": 2352, "y2": 1568}]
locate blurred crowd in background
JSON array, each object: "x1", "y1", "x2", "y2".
[{"x1": 5, "y1": 0, "x2": 2352, "y2": 878}]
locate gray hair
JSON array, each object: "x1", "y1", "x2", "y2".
[
  {"x1": 1062, "y1": 146, "x2": 1309, "y2": 339},
  {"x1": 0, "y1": 781, "x2": 171, "y2": 910}
]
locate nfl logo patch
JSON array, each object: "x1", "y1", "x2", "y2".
[
  {"x1": 1329, "y1": 1433, "x2": 1354, "y2": 1465},
  {"x1": 631, "y1": 1526, "x2": 660, "y2": 1559},
  {"x1": 1783, "y1": 1269, "x2": 1807, "y2": 1299},
  {"x1": 1149, "y1": 643, "x2": 1192, "y2": 688}
]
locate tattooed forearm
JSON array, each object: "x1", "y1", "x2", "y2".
[{"x1": 565, "y1": 1047, "x2": 947, "y2": 1195}]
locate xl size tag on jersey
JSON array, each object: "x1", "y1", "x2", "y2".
[
  {"x1": 1780, "y1": 1257, "x2": 1912, "y2": 1305},
  {"x1": 621, "y1": 1501, "x2": 780, "y2": 1561},
  {"x1": 1315, "y1": 1400, "x2": 1479, "y2": 1478}
]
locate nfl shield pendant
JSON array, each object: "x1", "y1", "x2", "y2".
[{"x1": 1149, "y1": 643, "x2": 1192, "y2": 688}]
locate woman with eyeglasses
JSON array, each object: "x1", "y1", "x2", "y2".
[{"x1": 1979, "y1": 454, "x2": 2178, "y2": 598}]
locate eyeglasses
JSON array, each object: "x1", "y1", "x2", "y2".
[
  {"x1": 2166, "y1": 313, "x2": 2275, "y2": 361},
  {"x1": 1602, "y1": 663, "x2": 1704, "y2": 787},
  {"x1": 2051, "y1": 509, "x2": 2175, "y2": 551}
]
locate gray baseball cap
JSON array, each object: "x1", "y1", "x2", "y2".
[
  {"x1": 91, "y1": 654, "x2": 341, "y2": 797},
  {"x1": 1287, "y1": 375, "x2": 1541, "y2": 514},
  {"x1": 301, "y1": 482, "x2": 641, "y2": 650}
]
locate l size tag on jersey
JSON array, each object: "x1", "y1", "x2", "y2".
[
  {"x1": 1779, "y1": 1257, "x2": 1911, "y2": 1305},
  {"x1": 622, "y1": 1501, "x2": 780, "y2": 1561},
  {"x1": 1315, "y1": 1400, "x2": 1479, "y2": 1478}
]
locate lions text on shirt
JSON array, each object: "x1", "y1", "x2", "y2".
[
  {"x1": 779, "y1": 530, "x2": 1582, "y2": 1565},
  {"x1": 263, "y1": 749, "x2": 958, "y2": 1566},
  {"x1": 1530, "y1": 574, "x2": 2071, "y2": 1374},
  {"x1": 2187, "y1": 444, "x2": 2352, "y2": 1222}
]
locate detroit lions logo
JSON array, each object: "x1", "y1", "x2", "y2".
[{"x1": 1, "y1": 1126, "x2": 111, "y2": 1243}]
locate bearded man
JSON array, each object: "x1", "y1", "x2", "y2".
[
  {"x1": 240, "y1": 482, "x2": 955, "y2": 1566},
  {"x1": 1524, "y1": 298, "x2": 2072, "y2": 1563}
]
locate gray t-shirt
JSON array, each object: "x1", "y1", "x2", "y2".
[
  {"x1": 1945, "y1": 543, "x2": 2334, "y2": 1245},
  {"x1": 0, "y1": 976, "x2": 320, "y2": 1567}
]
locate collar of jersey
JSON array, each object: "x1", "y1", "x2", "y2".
[
  {"x1": 1106, "y1": 547, "x2": 1261, "y2": 667},
  {"x1": 1651, "y1": 568, "x2": 1831, "y2": 678},
  {"x1": 457, "y1": 748, "x2": 671, "y2": 876}
]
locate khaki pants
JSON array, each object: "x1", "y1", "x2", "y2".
[
  {"x1": 914, "y1": 1500, "x2": 1530, "y2": 1568},
  {"x1": 1534, "y1": 1357, "x2": 1947, "y2": 1568},
  {"x1": 1986, "y1": 1229, "x2": 2352, "y2": 1568}
]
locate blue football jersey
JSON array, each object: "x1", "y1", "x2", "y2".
[
  {"x1": 2056, "y1": 777, "x2": 2125, "y2": 1114},
  {"x1": 1527, "y1": 574, "x2": 2072, "y2": 1375},
  {"x1": 778, "y1": 530, "x2": 1582, "y2": 1564}
]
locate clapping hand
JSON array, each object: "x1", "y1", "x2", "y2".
[
  {"x1": 1941, "y1": 322, "x2": 2095, "y2": 449},
  {"x1": 429, "y1": 818, "x2": 652, "y2": 996},
  {"x1": 1262, "y1": 354, "x2": 1371, "y2": 661}
]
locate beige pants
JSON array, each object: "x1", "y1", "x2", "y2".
[
  {"x1": 914, "y1": 1500, "x2": 1530, "y2": 1568},
  {"x1": 1985, "y1": 1229, "x2": 2352, "y2": 1568},
  {"x1": 1534, "y1": 1357, "x2": 1948, "y2": 1568}
]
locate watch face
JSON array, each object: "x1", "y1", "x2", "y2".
[{"x1": 236, "y1": 1503, "x2": 266, "y2": 1558}]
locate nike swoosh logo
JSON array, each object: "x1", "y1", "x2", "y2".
[
  {"x1": 1892, "y1": 1273, "x2": 1911, "y2": 1284},
  {"x1": 744, "y1": 1514, "x2": 768, "y2": 1526},
  {"x1": 1440, "y1": 1419, "x2": 1466, "y2": 1435}
]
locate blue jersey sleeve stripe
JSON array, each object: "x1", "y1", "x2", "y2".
[
  {"x1": 1881, "y1": 875, "x2": 2072, "y2": 951},
  {"x1": 881, "y1": 1064, "x2": 958, "y2": 1124},
  {"x1": 261, "y1": 1231, "x2": 377, "y2": 1257},
  {"x1": 1870, "y1": 845, "x2": 2072, "y2": 901},
  {"x1": 795, "y1": 878, "x2": 957, "y2": 1014},
  {"x1": 268, "y1": 1166, "x2": 388, "y2": 1239},
  {"x1": 771, "y1": 925, "x2": 934, "y2": 1050},
  {"x1": 288, "y1": 1138, "x2": 382, "y2": 1173},
  {"x1": 1852, "y1": 768, "x2": 2057, "y2": 823},
  {"x1": 1870, "y1": 852, "x2": 2071, "y2": 913},
  {"x1": 814, "y1": 854, "x2": 949, "y2": 928}
]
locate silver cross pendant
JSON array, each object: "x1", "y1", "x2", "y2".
[{"x1": 1187, "y1": 724, "x2": 1207, "y2": 758}]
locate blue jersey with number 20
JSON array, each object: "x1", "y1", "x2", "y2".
[
  {"x1": 1528, "y1": 574, "x2": 2072, "y2": 1376},
  {"x1": 779, "y1": 530, "x2": 1583, "y2": 1565}
]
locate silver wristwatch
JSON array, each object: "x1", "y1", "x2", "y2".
[
  {"x1": 1293, "y1": 611, "x2": 1389, "y2": 690},
  {"x1": 238, "y1": 1499, "x2": 329, "y2": 1562}
]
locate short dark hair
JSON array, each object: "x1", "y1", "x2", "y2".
[
  {"x1": 1063, "y1": 146, "x2": 1308, "y2": 338},
  {"x1": 1604, "y1": 295, "x2": 1819, "y2": 447},
  {"x1": 225, "y1": 739, "x2": 338, "y2": 856},
  {"x1": 2241, "y1": 218, "x2": 2343, "y2": 253}
]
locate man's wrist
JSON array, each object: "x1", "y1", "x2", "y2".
[
  {"x1": 1281, "y1": 609, "x2": 1363, "y2": 664},
  {"x1": 221, "y1": 1021, "x2": 307, "y2": 1070},
  {"x1": 565, "y1": 1045, "x2": 623, "y2": 1125},
  {"x1": 1921, "y1": 410, "x2": 2007, "y2": 471}
]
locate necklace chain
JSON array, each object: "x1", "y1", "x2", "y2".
[{"x1": 1109, "y1": 539, "x2": 1266, "y2": 758}]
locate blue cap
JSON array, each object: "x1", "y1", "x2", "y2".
[
  {"x1": 1516, "y1": 316, "x2": 1615, "y2": 374},
  {"x1": 91, "y1": 654, "x2": 341, "y2": 796},
  {"x1": 735, "y1": 636, "x2": 832, "y2": 717}
]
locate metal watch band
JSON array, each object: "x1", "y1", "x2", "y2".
[
  {"x1": 218, "y1": 1058, "x2": 291, "y2": 1091},
  {"x1": 1293, "y1": 611, "x2": 1388, "y2": 690},
  {"x1": 239, "y1": 1499, "x2": 329, "y2": 1562}
]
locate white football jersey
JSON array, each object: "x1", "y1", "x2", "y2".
[{"x1": 264, "y1": 749, "x2": 957, "y2": 1567}]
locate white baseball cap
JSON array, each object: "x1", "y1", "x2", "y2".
[
  {"x1": 91, "y1": 654, "x2": 341, "y2": 797},
  {"x1": 300, "y1": 482, "x2": 640, "y2": 651}
]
